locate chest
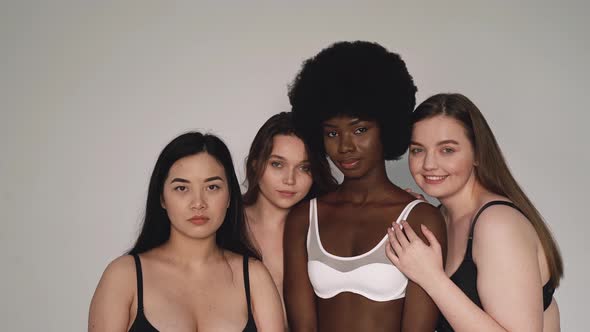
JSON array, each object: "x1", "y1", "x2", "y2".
[
  {"x1": 445, "y1": 220, "x2": 472, "y2": 276},
  {"x1": 137, "y1": 266, "x2": 249, "y2": 331},
  {"x1": 317, "y1": 205, "x2": 401, "y2": 257}
]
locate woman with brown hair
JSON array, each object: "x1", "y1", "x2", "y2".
[
  {"x1": 387, "y1": 93, "x2": 563, "y2": 331},
  {"x1": 242, "y1": 112, "x2": 336, "y2": 327}
]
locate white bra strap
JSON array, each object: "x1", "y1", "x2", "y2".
[
  {"x1": 309, "y1": 198, "x2": 318, "y2": 231},
  {"x1": 394, "y1": 200, "x2": 424, "y2": 224}
]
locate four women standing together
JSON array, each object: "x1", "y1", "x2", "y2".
[{"x1": 89, "y1": 41, "x2": 563, "y2": 331}]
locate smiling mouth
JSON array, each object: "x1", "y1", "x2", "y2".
[
  {"x1": 423, "y1": 175, "x2": 448, "y2": 184},
  {"x1": 339, "y1": 159, "x2": 360, "y2": 169}
]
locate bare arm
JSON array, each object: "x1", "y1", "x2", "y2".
[
  {"x1": 400, "y1": 204, "x2": 447, "y2": 332},
  {"x1": 283, "y1": 201, "x2": 317, "y2": 332},
  {"x1": 88, "y1": 256, "x2": 135, "y2": 332},
  {"x1": 388, "y1": 205, "x2": 544, "y2": 332},
  {"x1": 249, "y1": 259, "x2": 285, "y2": 332}
]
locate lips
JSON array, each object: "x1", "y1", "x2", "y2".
[
  {"x1": 338, "y1": 158, "x2": 361, "y2": 170},
  {"x1": 188, "y1": 215, "x2": 210, "y2": 225},
  {"x1": 277, "y1": 190, "x2": 297, "y2": 198},
  {"x1": 423, "y1": 175, "x2": 448, "y2": 184}
]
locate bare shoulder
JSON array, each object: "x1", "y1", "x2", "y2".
[
  {"x1": 247, "y1": 257, "x2": 274, "y2": 284},
  {"x1": 100, "y1": 255, "x2": 136, "y2": 287},
  {"x1": 287, "y1": 199, "x2": 311, "y2": 221},
  {"x1": 90, "y1": 255, "x2": 136, "y2": 309},
  {"x1": 473, "y1": 202, "x2": 537, "y2": 243},
  {"x1": 285, "y1": 199, "x2": 311, "y2": 233},
  {"x1": 405, "y1": 201, "x2": 445, "y2": 228}
]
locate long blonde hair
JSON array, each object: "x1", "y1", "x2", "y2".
[{"x1": 412, "y1": 93, "x2": 563, "y2": 288}]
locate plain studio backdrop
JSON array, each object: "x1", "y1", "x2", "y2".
[{"x1": 1, "y1": 1, "x2": 588, "y2": 331}]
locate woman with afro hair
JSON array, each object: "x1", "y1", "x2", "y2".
[{"x1": 283, "y1": 41, "x2": 447, "y2": 331}]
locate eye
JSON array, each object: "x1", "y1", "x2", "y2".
[
  {"x1": 354, "y1": 127, "x2": 368, "y2": 135},
  {"x1": 174, "y1": 185, "x2": 188, "y2": 192},
  {"x1": 299, "y1": 164, "x2": 311, "y2": 173},
  {"x1": 409, "y1": 147, "x2": 423, "y2": 154},
  {"x1": 325, "y1": 130, "x2": 338, "y2": 138},
  {"x1": 442, "y1": 147, "x2": 455, "y2": 154},
  {"x1": 270, "y1": 161, "x2": 283, "y2": 168},
  {"x1": 206, "y1": 184, "x2": 221, "y2": 191}
]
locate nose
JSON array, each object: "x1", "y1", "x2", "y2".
[
  {"x1": 422, "y1": 151, "x2": 438, "y2": 171},
  {"x1": 338, "y1": 133, "x2": 355, "y2": 154},
  {"x1": 191, "y1": 191, "x2": 207, "y2": 210},
  {"x1": 283, "y1": 168, "x2": 296, "y2": 185}
]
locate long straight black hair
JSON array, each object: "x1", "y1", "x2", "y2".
[{"x1": 128, "y1": 132, "x2": 260, "y2": 260}]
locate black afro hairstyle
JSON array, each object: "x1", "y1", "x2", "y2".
[{"x1": 288, "y1": 41, "x2": 417, "y2": 160}]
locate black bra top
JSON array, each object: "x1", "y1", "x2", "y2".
[
  {"x1": 437, "y1": 201, "x2": 555, "y2": 332},
  {"x1": 128, "y1": 254, "x2": 257, "y2": 332}
]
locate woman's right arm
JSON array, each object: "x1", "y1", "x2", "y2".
[
  {"x1": 283, "y1": 201, "x2": 317, "y2": 332},
  {"x1": 88, "y1": 256, "x2": 135, "y2": 332}
]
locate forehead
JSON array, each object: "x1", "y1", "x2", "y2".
[
  {"x1": 322, "y1": 115, "x2": 373, "y2": 127},
  {"x1": 412, "y1": 116, "x2": 469, "y2": 142},
  {"x1": 270, "y1": 135, "x2": 307, "y2": 160},
  {"x1": 167, "y1": 153, "x2": 226, "y2": 180}
]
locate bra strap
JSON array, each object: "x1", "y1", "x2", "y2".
[
  {"x1": 397, "y1": 199, "x2": 425, "y2": 224},
  {"x1": 243, "y1": 255, "x2": 253, "y2": 317},
  {"x1": 469, "y1": 201, "x2": 523, "y2": 239},
  {"x1": 131, "y1": 254, "x2": 144, "y2": 311}
]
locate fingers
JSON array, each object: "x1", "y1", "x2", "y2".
[
  {"x1": 421, "y1": 224, "x2": 441, "y2": 252},
  {"x1": 385, "y1": 231, "x2": 400, "y2": 265},
  {"x1": 392, "y1": 222, "x2": 410, "y2": 247},
  {"x1": 387, "y1": 228, "x2": 403, "y2": 258}
]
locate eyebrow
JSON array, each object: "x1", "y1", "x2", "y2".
[
  {"x1": 204, "y1": 176, "x2": 224, "y2": 182},
  {"x1": 410, "y1": 139, "x2": 460, "y2": 146},
  {"x1": 170, "y1": 176, "x2": 224, "y2": 184},
  {"x1": 269, "y1": 155, "x2": 310, "y2": 164},
  {"x1": 323, "y1": 118, "x2": 363, "y2": 127}
]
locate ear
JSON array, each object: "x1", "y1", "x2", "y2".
[{"x1": 160, "y1": 195, "x2": 166, "y2": 210}]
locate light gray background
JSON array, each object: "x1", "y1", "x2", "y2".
[{"x1": 1, "y1": 1, "x2": 588, "y2": 331}]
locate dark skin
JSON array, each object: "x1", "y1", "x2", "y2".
[{"x1": 284, "y1": 116, "x2": 447, "y2": 331}]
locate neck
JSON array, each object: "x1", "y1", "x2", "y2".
[
  {"x1": 160, "y1": 229, "x2": 222, "y2": 265},
  {"x1": 339, "y1": 162, "x2": 393, "y2": 203},
  {"x1": 438, "y1": 173, "x2": 486, "y2": 223},
  {"x1": 245, "y1": 194, "x2": 290, "y2": 230}
]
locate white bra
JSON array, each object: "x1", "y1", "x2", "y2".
[{"x1": 306, "y1": 199, "x2": 425, "y2": 302}]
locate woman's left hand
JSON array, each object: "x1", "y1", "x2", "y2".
[{"x1": 386, "y1": 221, "x2": 445, "y2": 287}]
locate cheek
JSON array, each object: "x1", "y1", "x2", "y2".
[
  {"x1": 209, "y1": 191, "x2": 230, "y2": 216},
  {"x1": 323, "y1": 139, "x2": 338, "y2": 156},
  {"x1": 446, "y1": 154, "x2": 474, "y2": 176},
  {"x1": 259, "y1": 168, "x2": 281, "y2": 188},
  {"x1": 297, "y1": 173, "x2": 313, "y2": 192},
  {"x1": 408, "y1": 155, "x2": 421, "y2": 175}
]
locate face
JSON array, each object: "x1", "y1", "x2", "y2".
[
  {"x1": 257, "y1": 134, "x2": 313, "y2": 210},
  {"x1": 161, "y1": 152, "x2": 230, "y2": 240},
  {"x1": 322, "y1": 116, "x2": 383, "y2": 178},
  {"x1": 408, "y1": 115, "x2": 477, "y2": 200}
]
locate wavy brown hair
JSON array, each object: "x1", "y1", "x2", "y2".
[
  {"x1": 243, "y1": 112, "x2": 336, "y2": 206},
  {"x1": 412, "y1": 93, "x2": 563, "y2": 288}
]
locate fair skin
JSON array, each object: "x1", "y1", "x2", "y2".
[
  {"x1": 386, "y1": 115, "x2": 559, "y2": 332},
  {"x1": 284, "y1": 116, "x2": 446, "y2": 332},
  {"x1": 245, "y1": 134, "x2": 313, "y2": 325},
  {"x1": 89, "y1": 153, "x2": 284, "y2": 332}
]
